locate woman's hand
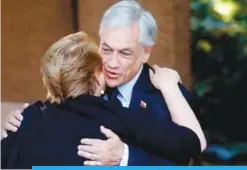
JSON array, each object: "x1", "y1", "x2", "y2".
[{"x1": 149, "y1": 65, "x2": 181, "y2": 93}]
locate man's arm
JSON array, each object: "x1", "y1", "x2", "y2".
[
  {"x1": 109, "y1": 105, "x2": 202, "y2": 163},
  {"x1": 119, "y1": 144, "x2": 129, "y2": 165},
  {"x1": 118, "y1": 144, "x2": 175, "y2": 166},
  {"x1": 127, "y1": 145, "x2": 176, "y2": 165},
  {"x1": 78, "y1": 98, "x2": 202, "y2": 166}
]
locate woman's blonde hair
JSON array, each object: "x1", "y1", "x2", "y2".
[{"x1": 41, "y1": 31, "x2": 103, "y2": 103}]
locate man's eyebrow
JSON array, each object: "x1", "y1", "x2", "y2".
[
  {"x1": 119, "y1": 48, "x2": 133, "y2": 53},
  {"x1": 102, "y1": 42, "x2": 112, "y2": 49}
]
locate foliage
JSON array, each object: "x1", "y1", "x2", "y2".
[
  {"x1": 190, "y1": 0, "x2": 247, "y2": 143},
  {"x1": 190, "y1": 0, "x2": 247, "y2": 164}
]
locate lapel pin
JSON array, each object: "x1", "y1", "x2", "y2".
[{"x1": 140, "y1": 100, "x2": 147, "y2": 108}]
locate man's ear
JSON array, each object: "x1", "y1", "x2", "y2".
[{"x1": 142, "y1": 46, "x2": 152, "y2": 63}]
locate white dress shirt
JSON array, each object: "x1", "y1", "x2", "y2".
[{"x1": 103, "y1": 65, "x2": 143, "y2": 166}]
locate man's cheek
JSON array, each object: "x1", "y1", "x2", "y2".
[
  {"x1": 102, "y1": 57, "x2": 107, "y2": 63},
  {"x1": 101, "y1": 54, "x2": 109, "y2": 62},
  {"x1": 123, "y1": 66, "x2": 133, "y2": 79}
]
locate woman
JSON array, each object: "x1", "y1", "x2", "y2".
[{"x1": 1, "y1": 32, "x2": 201, "y2": 168}]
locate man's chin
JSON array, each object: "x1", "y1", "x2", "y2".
[{"x1": 106, "y1": 79, "x2": 121, "y2": 88}]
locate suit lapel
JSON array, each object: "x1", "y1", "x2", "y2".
[{"x1": 129, "y1": 63, "x2": 154, "y2": 110}]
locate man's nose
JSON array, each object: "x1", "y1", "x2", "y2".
[{"x1": 107, "y1": 53, "x2": 120, "y2": 68}]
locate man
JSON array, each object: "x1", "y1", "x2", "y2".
[{"x1": 2, "y1": 0, "x2": 206, "y2": 166}]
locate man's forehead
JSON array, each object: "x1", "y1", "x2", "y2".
[
  {"x1": 100, "y1": 33, "x2": 139, "y2": 50},
  {"x1": 100, "y1": 40, "x2": 133, "y2": 50},
  {"x1": 101, "y1": 25, "x2": 139, "y2": 43}
]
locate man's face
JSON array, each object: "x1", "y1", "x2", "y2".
[{"x1": 99, "y1": 23, "x2": 149, "y2": 88}]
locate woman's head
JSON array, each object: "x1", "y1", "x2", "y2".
[{"x1": 41, "y1": 31, "x2": 105, "y2": 103}]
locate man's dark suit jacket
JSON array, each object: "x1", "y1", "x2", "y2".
[{"x1": 120, "y1": 63, "x2": 200, "y2": 165}]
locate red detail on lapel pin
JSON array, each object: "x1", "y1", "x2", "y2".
[{"x1": 140, "y1": 100, "x2": 147, "y2": 108}]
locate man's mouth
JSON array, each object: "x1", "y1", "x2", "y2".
[{"x1": 106, "y1": 70, "x2": 119, "y2": 79}]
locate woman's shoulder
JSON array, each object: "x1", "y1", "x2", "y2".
[
  {"x1": 17, "y1": 100, "x2": 50, "y2": 133},
  {"x1": 22, "y1": 100, "x2": 48, "y2": 118}
]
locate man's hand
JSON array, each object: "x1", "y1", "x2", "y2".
[
  {"x1": 1, "y1": 103, "x2": 29, "y2": 139},
  {"x1": 149, "y1": 65, "x2": 181, "y2": 93},
  {"x1": 77, "y1": 126, "x2": 124, "y2": 166}
]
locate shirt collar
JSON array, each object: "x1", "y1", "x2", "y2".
[{"x1": 117, "y1": 64, "x2": 143, "y2": 102}]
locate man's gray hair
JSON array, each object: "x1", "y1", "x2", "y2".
[{"x1": 99, "y1": 0, "x2": 157, "y2": 47}]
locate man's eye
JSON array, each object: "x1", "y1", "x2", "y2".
[
  {"x1": 102, "y1": 48, "x2": 111, "y2": 52},
  {"x1": 121, "y1": 52, "x2": 131, "y2": 56}
]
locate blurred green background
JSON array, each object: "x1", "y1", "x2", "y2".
[{"x1": 190, "y1": 0, "x2": 247, "y2": 165}]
